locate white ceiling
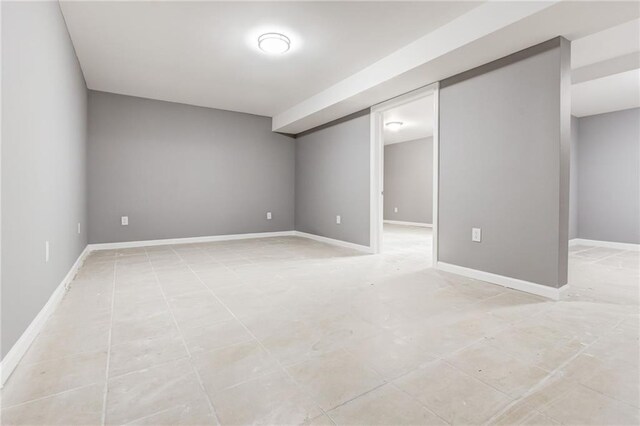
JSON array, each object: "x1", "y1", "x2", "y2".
[
  {"x1": 571, "y1": 19, "x2": 640, "y2": 69},
  {"x1": 60, "y1": 1, "x2": 640, "y2": 130},
  {"x1": 272, "y1": 1, "x2": 640, "y2": 132},
  {"x1": 572, "y1": 69, "x2": 640, "y2": 118},
  {"x1": 383, "y1": 95, "x2": 434, "y2": 145},
  {"x1": 59, "y1": 1, "x2": 479, "y2": 117},
  {"x1": 571, "y1": 19, "x2": 640, "y2": 117}
]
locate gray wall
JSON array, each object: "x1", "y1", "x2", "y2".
[
  {"x1": 295, "y1": 112, "x2": 371, "y2": 246},
  {"x1": 87, "y1": 91, "x2": 295, "y2": 243},
  {"x1": 1, "y1": 2, "x2": 88, "y2": 358},
  {"x1": 438, "y1": 38, "x2": 571, "y2": 289},
  {"x1": 384, "y1": 138, "x2": 433, "y2": 224},
  {"x1": 575, "y1": 108, "x2": 640, "y2": 244},
  {"x1": 569, "y1": 116, "x2": 579, "y2": 240}
]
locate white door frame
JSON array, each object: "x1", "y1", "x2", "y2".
[{"x1": 369, "y1": 82, "x2": 439, "y2": 265}]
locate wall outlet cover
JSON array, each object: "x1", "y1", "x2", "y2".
[
  {"x1": 121, "y1": 216, "x2": 129, "y2": 226},
  {"x1": 267, "y1": 212, "x2": 272, "y2": 220},
  {"x1": 336, "y1": 215, "x2": 341, "y2": 225},
  {"x1": 472, "y1": 227, "x2": 482, "y2": 242}
]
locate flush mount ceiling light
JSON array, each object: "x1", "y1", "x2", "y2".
[
  {"x1": 385, "y1": 121, "x2": 404, "y2": 131},
  {"x1": 258, "y1": 33, "x2": 291, "y2": 54}
]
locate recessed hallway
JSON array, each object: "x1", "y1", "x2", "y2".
[{"x1": 1, "y1": 227, "x2": 638, "y2": 425}]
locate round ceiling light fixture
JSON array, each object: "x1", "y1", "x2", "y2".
[
  {"x1": 385, "y1": 121, "x2": 404, "y2": 131},
  {"x1": 258, "y1": 33, "x2": 291, "y2": 54}
]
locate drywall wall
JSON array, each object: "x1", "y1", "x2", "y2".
[
  {"x1": 384, "y1": 138, "x2": 433, "y2": 224},
  {"x1": 87, "y1": 91, "x2": 295, "y2": 243},
  {"x1": 569, "y1": 116, "x2": 579, "y2": 240},
  {"x1": 1, "y1": 1, "x2": 88, "y2": 359},
  {"x1": 438, "y1": 37, "x2": 571, "y2": 289},
  {"x1": 576, "y1": 108, "x2": 640, "y2": 244},
  {"x1": 295, "y1": 112, "x2": 371, "y2": 246}
]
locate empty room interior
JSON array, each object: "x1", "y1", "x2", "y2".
[
  {"x1": 381, "y1": 93, "x2": 435, "y2": 256},
  {"x1": 2, "y1": 1, "x2": 640, "y2": 425}
]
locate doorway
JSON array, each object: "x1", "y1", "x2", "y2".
[{"x1": 370, "y1": 83, "x2": 439, "y2": 262}]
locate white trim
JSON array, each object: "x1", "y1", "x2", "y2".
[
  {"x1": 431, "y1": 85, "x2": 440, "y2": 266},
  {"x1": 1, "y1": 245, "x2": 90, "y2": 385},
  {"x1": 87, "y1": 231, "x2": 296, "y2": 251},
  {"x1": 569, "y1": 238, "x2": 639, "y2": 251},
  {"x1": 384, "y1": 220, "x2": 432, "y2": 228},
  {"x1": 370, "y1": 83, "x2": 439, "y2": 256},
  {"x1": 369, "y1": 106, "x2": 383, "y2": 254},
  {"x1": 294, "y1": 231, "x2": 374, "y2": 254},
  {"x1": 436, "y1": 261, "x2": 567, "y2": 301},
  {"x1": 559, "y1": 284, "x2": 571, "y2": 299}
]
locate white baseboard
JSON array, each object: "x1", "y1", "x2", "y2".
[
  {"x1": 436, "y1": 261, "x2": 566, "y2": 301},
  {"x1": 384, "y1": 220, "x2": 433, "y2": 228},
  {"x1": 293, "y1": 231, "x2": 373, "y2": 253},
  {"x1": 88, "y1": 230, "x2": 297, "y2": 251},
  {"x1": 88, "y1": 230, "x2": 373, "y2": 254},
  {"x1": 1, "y1": 245, "x2": 90, "y2": 386},
  {"x1": 569, "y1": 238, "x2": 639, "y2": 251}
]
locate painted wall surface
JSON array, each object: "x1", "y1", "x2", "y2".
[
  {"x1": 87, "y1": 91, "x2": 295, "y2": 243},
  {"x1": 438, "y1": 38, "x2": 570, "y2": 288},
  {"x1": 569, "y1": 116, "x2": 579, "y2": 240},
  {"x1": 295, "y1": 113, "x2": 371, "y2": 246},
  {"x1": 384, "y1": 138, "x2": 433, "y2": 224},
  {"x1": 576, "y1": 108, "x2": 640, "y2": 244},
  {"x1": 1, "y1": 2, "x2": 88, "y2": 358}
]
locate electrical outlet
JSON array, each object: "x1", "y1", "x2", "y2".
[
  {"x1": 336, "y1": 215, "x2": 341, "y2": 225},
  {"x1": 394, "y1": 207, "x2": 398, "y2": 213},
  {"x1": 267, "y1": 212, "x2": 272, "y2": 220},
  {"x1": 121, "y1": 216, "x2": 129, "y2": 226},
  {"x1": 472, "y1": 227, "x2": 482, "y2": 242},
  {"x1": 45, "y1": 241, "x2": 50, "y2": 263},
  {"x1": 77, "y1": 222, "x2": 81, "y2": 234}
]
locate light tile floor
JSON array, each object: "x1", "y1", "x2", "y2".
[{"x1": 1, "y1": 225, "x2": 638, "y2": 425}]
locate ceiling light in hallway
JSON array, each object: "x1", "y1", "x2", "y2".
[
  {"x1": 385, "y1": 121, "x2": 404, "y2": 131},
  {"x1": 258, "y1": 33, "x2": 291, "y2": 54}
]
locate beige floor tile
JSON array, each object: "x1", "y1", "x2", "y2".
[
  {"x1": 561, "y1": 352, "x2": 640, "y2": 408},
  {"x1": 2, "y1": 350, "x2": 107, "y2": 407},
  {"x1": 211, "y1": 370, "x2": 322, "y2": 425},
  {"x1": 159, "y1": 278, "x2": 208, "y2": 297},
  {"x1": 303, "y1": 413, "x2": 334, "y2": 425},
  {"x1": 167, "y1": 291, "x2": 233, "y2": 330},
  {"x1": 394, "y1": 360, "x2": 512, "y2": 424},
  {"x1": 112, "y1": 297, "x2": 169, "y2": 323},
  {"x1": 393, "y1": 316, "x2": 491, "y2": 358},
  {"x1": 111, "y1": 311, "x2": 181, "y2": 345},
  {"x1": 105, "y1": 358, "x2": 209, "y2": 425},
  {"x1": 328, "y1": 384, "x2": 446, "y2": 425},
  {"x1": 181, "y1": 319, "x2": 254, "y2": 353},
  {"x1": 344, "y1": 332, "x2": 435, "y2": 380},
  {"x1": 0, "y1": 384, "x2": 104, "y2": 426},
  {"x1": 20, "y1": 323, "x2": 110, "y2": 364},
  {"x1": 109, "y1": 333, "x2": 190, "y2": 378},
  {"x1": 257, "y1": 321, "x2": 330, "y2": 364},
  {"x1": 127, "y1": 401, "x2": 217, "y2": 425},
  {"x1": 43, "y1": 307, "x2": 112, "y2": 335},
  {"x1": 286, "y1": 350, "x2": 386, "y2": 411},
  {"x1": 192, "y1": 341, "x2": 280, "y2": 396},
  {"x1": 446, "y1": 341, "x2": 550, "y2": 397},
  {"x1": 537, "y1": 380, "x2": 640, "y2": 425},
  {"x1": 4, "y1": 228, "x2": 638, "y2": 425},
  {"x1": 474, "y1": 291, "x2": 551, "y2": 322},
  {"x1": 485, "y1": 326, "x2": 588, "y2": 372},
  {"x1": 489, "y1": 402, "x2": 560, "y2": 425}
]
